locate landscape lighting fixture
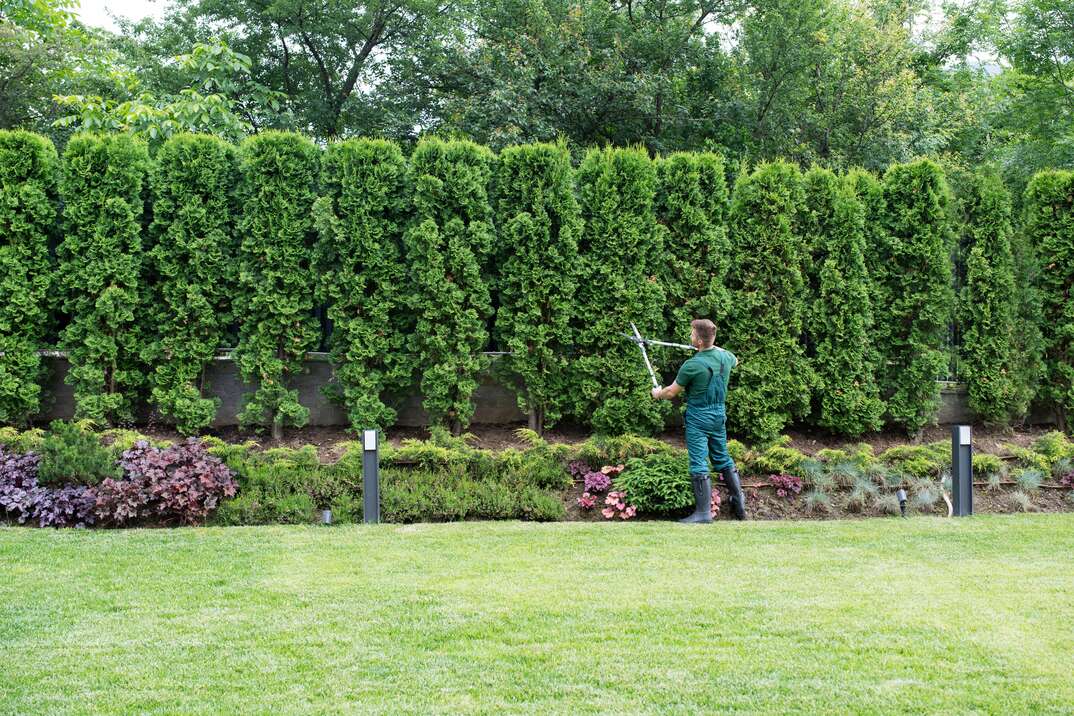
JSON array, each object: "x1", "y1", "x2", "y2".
[{"x1": 896, "y1": 489, "x2": 907, "y2": 518}]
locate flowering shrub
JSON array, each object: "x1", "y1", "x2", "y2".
[
  {"x1": 710, "y1": 489, "x2": 722, "y2": 515},
  {"x1": 769, "y1": 474, "x2": 804, "y2": 498},
  {"x1": 601, "y1": 491, "x2": 637, "y2": 520},
  {"x1": 615, "y1": 453, "x2": 692, "y2": 514},
  {"x1": 601, "y1": 464, "x2": 625, "y2": 477},
  {"x1": 101, "y1": 439, "x2": 238, "y2": 526},
  {"x1": 36, "y1": 485, "x2": 97, "y2": 527},
  {"x1": 583, "y1": 471, "x2": 611, "y2": 493},
  {"x1": 0, "y1": 447, "x2": 43, "y2": 523},
  {"x1": 577, "y1": 492, "x2": 597, "y2": 510}
]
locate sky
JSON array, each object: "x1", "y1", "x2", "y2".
[{"x1": 75, "y1": 0, "x2": 166, "y2": 31}]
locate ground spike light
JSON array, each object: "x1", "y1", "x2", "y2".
[{"x1": 896, "y1": 488, "x2": 907, "y2": 518}]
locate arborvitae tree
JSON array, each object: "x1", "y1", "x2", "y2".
[
  {"x1": 404, "y1": 137, "x2": 495, "y2": 434},
  {"x1": 493, "y1": 142, "x2": 580, "y2": 433},
  {"x1": 801, "y1": 167, "x2": 883, "y2": 435},
  {"x1": 233, "y1": 132, "x2": 321, "y2": 440},
  {"x1": 0, "y1": 131, "x2": 56, "y2": 425},
  {"x1": 956, "y1": 169, "x2": 1022, "y2": 425},
  {"x1": 655, "y1": 152, "x2": 731, "y2": 343},
  {"x1": 57, "y1": 133, "x2": 150, "y2": 425},
  {"x1": 878, "y1": 159, "x2": 955, "y2": 435},
  {"x1": 1009, "y1": 219, "x2": 1045, "y2": 422},
  {"x1": 1023, "y1": 170, "x2": 1074, "y2": 431},
  {"x1": 723, "y1": 161, "x2": 812, "y2": 444},
  {"x1": 573, "y1": 146, "x2": 669, "y2": 435},
  {"x1": 313, "y1": 138, "x2": 412, "y2": 432},
  {"x1": 145, "y1": 134, "x2": 239, "y2": 434},
  {"x1": 845, "y1": 168, "x2": 890, "y2": 384}
]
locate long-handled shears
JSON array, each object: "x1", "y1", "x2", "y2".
[{"x1": 623, "y1": 322, "x2": 697, "y2": 388}]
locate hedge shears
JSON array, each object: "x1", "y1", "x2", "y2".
[{"x1": 621, "y1": 322, "x2": 696, "y2": 388}]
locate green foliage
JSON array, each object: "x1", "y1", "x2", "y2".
[
  {"x1": 0, "y1": 425, "x2": 45, "y2": 452},
  {"x1": 1032, "y1": 431, "x2": 1074, "y2": 464},
  {"x1": 879, "y1": 443, "x2": 951, "y2": 479},
  {"x1": 972, "y1": 453, "x2": 1005, "y2": 479},
  {"x1": 1023, "y1": 170, "x2": 1074, "y2": 430},
  {"x1": 1014, "y1": 468, "x2": 1044, "y2": 492},
  {"x1": 876, "y1": 159, "x2": 955, "y2": 434},
  {"x1": 723, "y1": 161, "x2": 812, "y2": 442},
  {"x1": 572, "y1": 146, "x2": 668, "y2": 435},
  {"x1": 314, "y1": 138, "x2": 412, "y2": 431},
  {"x1": 145, "y1": 134, "x2": 239, "y2": 434},
  {"x1": 56, "y1": 133, "x2": 150, "y2": 424},
  {"x1": 656, "y1": 152, "x2": 731, "y2": 341},
  {"x1": 0, "y1": 130, "x2": 56, "y2": 424},
  {"x1": 956, "y1": 169, "x2": 1022, "y2": 424},
  {"x1": 802, "y1": 167, "x2": 883, "y2": 435},
  {"x1": 36, "y1": 420, "x2": 121, "y2": 487},
  {"x1": 803, "y1": 488, "x2": 831, "y2": 514},
  {"x1": 574, "y1": 433, "x2": 674, "y2": 467},
  {"x1": 493, "y1": 142, "x2": 580, "y2": 431},
  {"x1": 1006, "y1": 444, "x2": 1051, "y2": 473},
  {"x1": 404, "y1": 137, "x2": 495, "y2": 433},
  {"x1": 616, "y1": 452, "x2": 693, "y2": 515},
  {"x1": 233, "y1": 132, "x2": 321, "y2": 438},
  {"x1": 750, "y1": 444, "x2": 807, "y2": 475}
]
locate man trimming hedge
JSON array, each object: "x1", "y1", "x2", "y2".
[{"x1": 650, "y1": 318, "x2": 747, "y2": 523}]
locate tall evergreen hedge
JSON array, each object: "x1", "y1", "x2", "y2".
[
  {"x1": 145, "y1": 134, "x2": 240, "y2": 434},
  {"x1": 233, "y1": 132, "x2": 321, "y2": 440},
  {"x1": 0, "y1": 131, "x2": 57, "y2": 425},
  {"x1": 655, "y1": 152, "x2": 731, "y2": 343},
  {"x1": 57, "y1": 133, "x2": 150, "y2": 425},
  {"x1": 314, "y1": 138, "x2": 413, "y2": 432},
  {"x1": 956, "y1": 169, "x2": 1021, "y2": 425},
  {"x1": 493, "y1": 142, "x2": 580, "y2": 433},
  {"x1": 723, "y1": 161, "x2": 812, "y2": 443},
  {"x1": 802, "y1": 167, "x2": 883, "y2": 435},
  {"x1": 404, "y1": 137, "x2": 495, "y2": 434},
  {"x1": 877, "y1": 159, "x2": 954, "y2": 434},
  {"x1": 1024, "y1": 170, "x2": 1074, "y2": 431},
  {"x1": 573, "y1": 146, "x2": 668, "y2": 435},
  {"x1": 845, "y1": 168, "x2": 889, "y2": 386}
]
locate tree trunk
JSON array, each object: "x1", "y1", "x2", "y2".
[{"x1": 271, "y1": 414, "x2": 283, "y2": 442}]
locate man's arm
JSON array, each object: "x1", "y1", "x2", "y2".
[{"x1": 651, "y1": 383, "x2": 683, "y2": 401}]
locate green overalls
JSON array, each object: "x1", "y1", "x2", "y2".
[{"x1": 675, "y1": 347, "x2": 736, "y2": 476}]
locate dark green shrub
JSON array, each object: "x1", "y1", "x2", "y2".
[
  {"x1": 1023, "y1": 170, "x2": 1074, "y2": 431},
  {"x1": 314, "y1": 138, "x2": 413, "y2": 431},
  {"x1": 956, "y1": 169, "x2": 1022, "y2": 425},
  {"x1": 493, "y1": 142, "x2": 581, "y2": 432},
  {"x1": 36, "y1": 420, "x2": 121, "y2": 487},
  {"x1": 517, "y1": 486, "x2": 565, "y2": 521},
  {"x1": 878, "y1": 443, "x2": 950, "y2": 480},
  {"x1": 233, "y1": 131, "x2": 321, "y2": 440},
  {"x1": 877, "y1": 159, "x2": 954, "y2": 434},
  {"x1": 404, "y1": 137, "x2": 495, "y2": 433},
  {"x1": 616, "y1": 452, "x2": 693, "y2": 515},
  {"x1": 656, "y1": 152, "x2": 731, "y2": 342},
  {"x1": 802, "y1": 167, "x2": 883, "y2": 435},
  {"x1": 574, "y1": 433, "x2": 675, "y2": 467},
  {"x1": 0, "y1": 130, "x2": 57, "y2": 425},
  {"x1": 57, "y1": 133, "x2": 151, "y2": 424},
  {"x1": 845, "y1": 168, "x2": 890, "y2": 388},
  {"x1": 572, "y1": 146, "x2": 669, "y2": 435},
  {"x1": 145, "y1": 134, "x2": 240, "y2": 434},
  {"x1": 723, "y1": 161, "x2": 812, "y2": 443}
]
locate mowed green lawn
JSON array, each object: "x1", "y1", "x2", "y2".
[{"x1": 2, "y1": 516, "x2": 1074, "y2": 715}]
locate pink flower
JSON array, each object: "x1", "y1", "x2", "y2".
[{"x1": 601, "y1": 507, "x2": 615, "y2": 519}]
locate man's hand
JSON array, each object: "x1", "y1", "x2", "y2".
[
  {"x1": 651, "y1": 386, "x2": 663, "y2": 400},
  {"x1": 651, "y1": 383, "x2": 683, "y2": 401}
]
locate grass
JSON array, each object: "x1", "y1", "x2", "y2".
[{"x1": 3, "y1": 516, "x2": 1074, "y2": 714}]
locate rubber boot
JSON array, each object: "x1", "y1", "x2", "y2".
[
  {"x1": 679, "y1": 474, "x2": 712, "y2": 524},
  {"x1": 721, "y1": 466, "x2": 747, "y2": 520}
]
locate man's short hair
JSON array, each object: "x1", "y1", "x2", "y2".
[{"x1": 691, "y1": 319, "x2": 716, "y2": 346}]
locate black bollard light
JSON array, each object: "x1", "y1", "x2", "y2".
[
  {"x1": 896, "y1": 488, "x2": 907, "y2": 518},
  {"x1": 362, "y1": 429, "x2": 380, "y2": 524},
  {"x1": 951, "y1": 425, "x2": 973, "y2": 517}
]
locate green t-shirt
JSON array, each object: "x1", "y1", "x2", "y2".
[{"x1": 674, "y1": 347, "x2": 737, "y2": 404}]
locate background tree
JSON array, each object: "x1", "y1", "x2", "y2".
[
  {"x1": 655, "y1": 151, "x2": 731, "y2": 344},
  {"x1": 404, "y1": 137, "x2": 495, "y2": 434},
  {"x1": 233, "y1": 131, "x2": 321, "y2": 440},
  {"x1": 572, "y1": 146, "x2": 668, "y2": 435},
  {"x1": 877, "y1": 159, "x2": 954, "y2": 435},
  {"x1": 723, "y1": 160, "x2": 812, "y2": 443},
  {"x1": 0, "y1": 130, "x2": 56, "y2": 424},
  {"x1": 56, "y1": 132, "x2": 149, "y2": 424},
  {"x1": 314, "y1": 138, "x2": 413, "y2": 432},
  {"x1": 1023, "y1": 169, "x2": 1074, "y2": 431},
  {"x1": 145, "y1": 133, "x2": 239, "y2": 434},
  {"x1": 493, "y1": 141, "x2": 580, "y2": 433},
  {"x1": 802, "y1": 167, "x2": 883, "y2": 435}
]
